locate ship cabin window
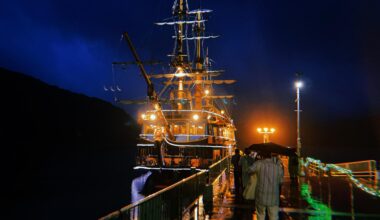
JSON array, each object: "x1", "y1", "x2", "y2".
[
  {"x1": 213, "y1": 126, "x2": 218, "y2": 137},
  {"x1": 225, "y1": 127, "x2": 235, "y2": 140},
  {"x1": 219, "y1": 127, "x2": 224, "y2": 137},
  {"x1": 189, "y1": 123, "x2": 205, "y2": 135},
  {"x1": 143, "y1": 124, "x2": 155, "y2": 135},
  {"x1": 172, "y1": 123, "x2": 187, "y2": 135}
]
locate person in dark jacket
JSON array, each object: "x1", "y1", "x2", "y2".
[
  {"x1": 288, "y1": 155, "x2": 299, "y2": 185},
  {"x1": 231, "y1": 149, "x2": 241, "y2": 196},
  {"x1": 249, "y1": 151, "x2": 283, "y2": 220}
]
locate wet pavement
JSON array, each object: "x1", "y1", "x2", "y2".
[{"x1": 200, "y1": 172, "x2": 380, "y2": 220}]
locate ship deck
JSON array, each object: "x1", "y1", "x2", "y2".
[{"x1": 201, "y1": 172, "x2": 380, "y2": 220}]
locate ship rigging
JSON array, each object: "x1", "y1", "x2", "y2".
[{"x1": 113, "y1": 0, "x2": 237, "y2": 170}]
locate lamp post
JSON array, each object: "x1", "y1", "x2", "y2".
[
  {"x1": 295, "y1": 81, "x2": 303, "y2": 157},
  {"x1": 257, "y1": 127, "x2": 275, "y2": 143}
]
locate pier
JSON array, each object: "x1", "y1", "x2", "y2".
[{"x1": 100, "y1": 156, "x2": 380, "y2": 220}]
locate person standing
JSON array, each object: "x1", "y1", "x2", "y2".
[
  {"x1": 239, "y1": 148, "x2": 255, "y2": 190},
  {"x1": 241, "y1": 149, "x2": 257, "y2": 201},
  {"x1": 288, "y1": 154, "x2": 299, "y2": 185},
  {"x1": 154, "y1": 127, "x2": 164, "y2": 166},
  {"x1": 231, "y1": 149, "x2": 241, "y2": 196},
  {"x1": 249, "y1": 152, "x2": 284, "y2": 220}
]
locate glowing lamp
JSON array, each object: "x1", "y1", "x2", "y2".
[
  {"x1": 141, "y1": 114, "x2": 146, "y2": 120},
  {"x1": 270, "y1": 128, "x2": 275, "y2": 133},
  {"x1": 221, "y1": 110, "x2": 225, "y2": 115},
  {"x1": 193, "y1": 114, "x2": 199, "y2": 120},
  {"x1": 257, "y1": 128, "x2": 262, "y2": 132},
  {"x1": 175, "y1": 67, "x2": 186, "y2": 77},
  {"x1": 150, "y1": 114, "x2": 157, "y2": 121},
  {"x1": 263, "y1": 127, "x2": 268, "y2": 132},
  {"x1": 205, "y1": 89, "x2": 210, "y2": 95},
  {"x1": 295, "y1": 81, "x2": 303, "y2": 88}
]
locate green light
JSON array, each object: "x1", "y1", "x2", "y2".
[
  {"x1": 303, "y1": 157, "x2": 380, "y2": 198},
  {"x1": 300, "y1": 183, "x2": 332, "y2": 220}
]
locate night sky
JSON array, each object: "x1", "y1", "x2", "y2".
[{"x1": 1, "y1": 0, "x2": 380, "y2": 161}]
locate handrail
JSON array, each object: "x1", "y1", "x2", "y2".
[
  {"x1": 100, "y1": 156, "x2": 230, "y2": 220},
  {"x1": 127, "y1": 171, "x2": 206, "y2": 210},
  {"x1": 100, "y1": 171, "x2": 208, "y2": 220},
  {"x1": 209, "y1": 155, "x2": 229, "y2": 169},
  {"x1": 335, "y1": 160, "x2": 377, "y2": 165},
  {"x1": 303, "y1": 157, "x2": 380, "y2": 198}
]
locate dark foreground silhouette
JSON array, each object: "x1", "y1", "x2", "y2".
[{"x1": 0, "y1": 67, "x2": 139, "y2": 219}]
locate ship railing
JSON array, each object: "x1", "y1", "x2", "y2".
[
  {"x1": 146, "y1": 109, "x2": 230, "y2": 121},
  {"x1": 100, "y1": 156, "x2": 230, "y2": 220},
  {"x1": 139, "y1": 133, "x2": 235, "y2": 142}
]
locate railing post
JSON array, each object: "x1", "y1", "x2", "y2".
[{"x1": 204, "y1": 170, "x2": 213, "y2": 215}]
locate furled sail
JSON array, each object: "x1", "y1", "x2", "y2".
[
  {"x1": 148, "y1": 70, "x2": 224, "y2": 79},
  {"x1": 172, "y1": 35, "x2": 220, "y2": 40},
  {"x1": 163, "y1": 79, "x2": 236, "y2": 85},
  {"x1": 155, "y1": 20, "x2": 206, "y2": 26},
  {"x1": 187, "y1": 9, "x2": 212, "y2": 14}
]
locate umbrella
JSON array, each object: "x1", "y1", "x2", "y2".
[{"x1": 247, "y1": 142, "x2": 297, "y2": 156}]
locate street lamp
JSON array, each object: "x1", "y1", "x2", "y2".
[
  {"x1": 295, "y1": 80, "x2": 303, "y2": 157},
  {"x1": 257, "y1": 127, "x2": 275, "y2": 143}
]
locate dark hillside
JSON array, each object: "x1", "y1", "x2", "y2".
[{"x1": 0, "y1": 67, "x2": 139, "y2": 219}]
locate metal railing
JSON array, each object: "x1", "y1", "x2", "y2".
[
  {"x1": 100, "y1": 156, "x2": 230, "y2": 220},
  {"x1": 303, "y1": 157, "x2": 380, "y2": 198},
  {"x1": 209, "y1": 156, "x2": 230, "y2": 184},
  {"x1": 305, "y1": 159, "x2": 378, "y2": 181},
  {"x1": 334, "y1": 160, "x2": 377, "y2": 182}
]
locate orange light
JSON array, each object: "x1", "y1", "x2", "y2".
[
  {"x1": 150, "y1": 114, "x2": 156, "y2": 121},
  {"x1": 193, "y1": 114, "x2": 199, "y2": 120},
  {"x1": 175, "y1": 67, "x2": 186, "y2": 77}
]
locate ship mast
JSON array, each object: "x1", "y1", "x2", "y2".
[
  {"x1": 173, "y1": 0, "x2": 188, "y2": 110},
  {"x1": 194, "y1": 11, "x2": 203, "y2": 110},
  {"x1": 172, "y1": 0, "x2": 188, "y2": 67}
]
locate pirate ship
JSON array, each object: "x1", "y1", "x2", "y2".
[{"x1": 116, "y1": 0, "x2": 236, "y2": 171}]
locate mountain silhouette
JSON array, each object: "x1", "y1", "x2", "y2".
[{"x1": 0, "y1": 67, "x2": 140, "y2": 219}]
